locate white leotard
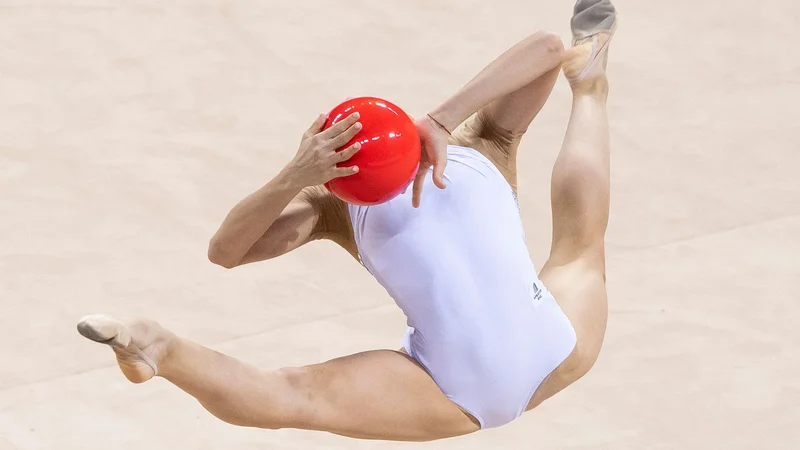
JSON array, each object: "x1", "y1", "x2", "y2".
[{"x1": 348, "y1": 145, "x2": 577, "y2": 429}]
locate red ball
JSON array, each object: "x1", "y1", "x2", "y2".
[{"x1": 322, "y1": 97, "x2": 421, "y2": 206}]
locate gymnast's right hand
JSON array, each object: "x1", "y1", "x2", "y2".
[{"x1": 286, "y1": 112, "x2": 362, "y2": 187}]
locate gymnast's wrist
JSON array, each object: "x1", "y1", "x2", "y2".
[
  {"x1": 426, "y1": 113, "x2": 453, "y2": 136},
  {"x1": 426, "y1": 110, "x2": 461, "y2": 135},
  {"x1": 277, "y1": 163, "x2": 311, "y2": 193}
]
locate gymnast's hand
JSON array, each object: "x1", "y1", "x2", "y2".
[
  {"x1": 412, "y1": 115, "x2": 449, "y2": 208},
  {"x1": 287, "y1": 112, "x2": 362, "y2": 188}
]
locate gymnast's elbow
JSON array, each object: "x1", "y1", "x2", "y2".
[
  {"x1": 207, "y1": 238, "x2": 241, "y2": 269},
  {"x1": 530, "y1": 30, "x2": 565, "y2": 66}
]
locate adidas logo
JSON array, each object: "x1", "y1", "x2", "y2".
[{"x1": 532, "y1": 282, "x2": 543, "y2": 301}]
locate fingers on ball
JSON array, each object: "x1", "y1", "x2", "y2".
[
  {"x1": 330, "y1": 122, "x2": 362, "y2": 148},
  {"x1": 323, "y1": 112, "x2": 360, "y2": 139},
  {"x1": 335, "y1": 165, "x2": 359, "y2": 178},
  {"x1": 306, "y1": 113, "x2": 327, "y2": 135},
  {"x1": 337, "y1": 142, "x2": 361, "y2": 161}
]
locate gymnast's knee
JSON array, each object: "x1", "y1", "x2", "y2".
[
  {"x1": 204, "y1": 367, "x2": 319, "y2": 430},
  {"x1": 263, "y1": 366, "x2": 324, "y2": 429},
  {"x1": 547, "y1": 241, "x2": 607, "y2": 280}
]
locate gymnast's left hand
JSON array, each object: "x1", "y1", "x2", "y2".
[{"x1": 412, "y1": 115, "x2": 449, "y2": 208}]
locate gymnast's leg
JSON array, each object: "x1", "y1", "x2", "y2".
[
  {"x1": 530, "y1": 0, "x2": 617, "y2": 407},
  {"x1": 77, "y1": 315, "x2": 479, "y2": 442}
]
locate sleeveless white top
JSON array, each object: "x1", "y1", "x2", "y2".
[{"x1": 348, "y1": 145, "x2": 576, "y2": 428}]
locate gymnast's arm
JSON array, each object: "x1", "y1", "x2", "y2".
[
  {"x1": 428, "y1": 31, "x2": 564, "y2": 134},
  {"x1": 207, "y1": 112, "x2": 361, "y2": 269},
  {"x1": 208, "y1": 177, "x2": 313, "y2": 269},
  {"x1": 412, "y1": 31, "x2": 564, "y2": 206}
]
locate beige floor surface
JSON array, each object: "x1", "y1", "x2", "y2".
[{"x1": 1, "y1": 0, "x2": 798, "y2": 449}]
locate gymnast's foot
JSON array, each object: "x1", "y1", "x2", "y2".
[
  {"x1": 78, "y1": 314, "x2": 174, "y2": 383},
  {"x1": 563, "y1": 0, "x2": 617, "y2": 94}
]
